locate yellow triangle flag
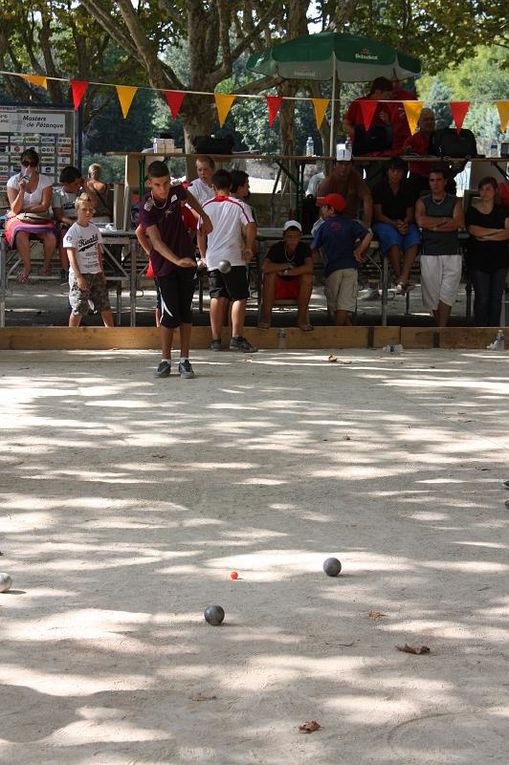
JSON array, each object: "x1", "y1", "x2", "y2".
[
  {"x1": 23, "y1": 74, "x2": 47, "y2": 89},
  {"x1": 312, "y1": 98, "x2": 329, "y2": 129},
  {"x1": 496, "y1": 101, "x2": 509, "y2": 133},
  {"x1": 214, "y1": 93, "x2": 235, "y2": 128},
  {"x1": 116, "y1": 85, "x2": 137, "y2": 119},
  {"x1": 403, "y1": 100, "x2": 424, "y2": 135}
]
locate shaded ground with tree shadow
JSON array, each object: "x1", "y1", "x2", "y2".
[{"x1": 1, "y1": 348, "x2": 508, "y2": 764}]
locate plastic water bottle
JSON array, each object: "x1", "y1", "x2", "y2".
[
  {"x1": 383, "y1": 344, "x2": 403, "y2": 354},
  {"x1": 490, "y1": 329, "x2": 505, "y2": 350},
  {"x1": 277, "y1": 329, "x2": 287, "y2": 349},
  {"x1": 305, "y1": 136, "x2": 314, "y2": 157}
]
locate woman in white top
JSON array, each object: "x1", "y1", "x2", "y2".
[{"x1": 6, "y1": 148, "x2": 57, "y2": 282}]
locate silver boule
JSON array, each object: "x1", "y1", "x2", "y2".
[{"x1": 0, "y1": 573, "x2": 12, "y2": 593}]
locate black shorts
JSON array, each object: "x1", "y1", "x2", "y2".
[
  {"x1": 158, "y1": 269, "x2": 195, "y2": 328},
  {"x1": 208, "y1": 265, "x2": 250, "y2": 301}
]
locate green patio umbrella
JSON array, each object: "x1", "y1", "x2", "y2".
[{"x1": 246, "y1": 32, "x2": 421, "y2": 151}]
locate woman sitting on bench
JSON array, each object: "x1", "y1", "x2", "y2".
[{"x1": 5, "y1": 148, "x2": 57, "y2": 283}]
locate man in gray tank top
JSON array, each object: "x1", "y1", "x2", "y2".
[{"x1": 416, "y1": 167, "x2": 464, "y2": 326}]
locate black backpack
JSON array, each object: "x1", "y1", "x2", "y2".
[
  {"x1": 430, "y1": 128, "x2": 478, "y2": 158},
  {"x1": 352, "y1": 124, "x2": 393, "y2": 155}
]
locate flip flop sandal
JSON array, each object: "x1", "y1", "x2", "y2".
[
  {"x1": 299, "y1": 324, "x2": 314, "y2": 332},
  {"x1": 17, "y1": 271, "x2": 31, "y2": 284},
  {"x1": 258, "y1": 321, "x2": 271, "y2": 329}
]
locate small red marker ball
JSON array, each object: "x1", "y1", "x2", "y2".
[{"x1": 230, "y1": 571, "x2": 239, "y2": 580}]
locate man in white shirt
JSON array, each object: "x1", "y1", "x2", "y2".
[
  {"x1": 187, "y1": 155, "x2": 215, "y2": 206},
  {"x1": 198, "y1": 169, "x2": 257, "y2": 353}
]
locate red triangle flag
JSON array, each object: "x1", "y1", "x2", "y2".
[
  {"x1": 450, "y1": 101, "x2": 470, "y2": 133},
  {"x1": 266, "y1": 96, "x2": 283, "y2": 128},
  {"x1": 163, "y1": 91, "x2": 185, "y2": 120},
  {"x1": 359, "y1": 99, "x2": 378, "y2": 131},
  {"x1": 71, "y1": 80, "x2": 89, "y2": 111}
]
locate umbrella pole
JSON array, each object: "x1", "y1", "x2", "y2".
[{"x1": 330, "y1": 52, "x2": 337, "y2": 157}]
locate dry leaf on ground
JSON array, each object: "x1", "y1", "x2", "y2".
[
  {"x1": 190, "y1": 693, "x2": 217, "y2": 702},
  {"x1": 368, "y1": 610, "x2": 387, "y2": 619},
  {"x1": 327, "y1": 354, "x2": 337, "y2": 363},
  {"x1": 396, "y1": 643, "x2": 430, "y2": 655},
  {"x1": 299, "y1": 720, "x2": 321, "y2": 733}
]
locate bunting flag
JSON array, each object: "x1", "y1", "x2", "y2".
[
  {"x1": 214, "y1": 93, "x2": 235, "y2": 127},
  {"x1": 403, "y1": 100, "x2": 424, "y2": 135},
  {"x1": 496, "y1": 101, "x2": 509, "y2": 133},
  {"x1": 359, "y1": 100, "x2": 378, "y2": 131},
  {"x1": 163, "y1": 90, "x2": 185, "y2": 120},
  {"x1": 22, "y1": 74, "x2": 47, "y2": 89},
  {"x1": 450, "y1": 101, "x2": 470, "y2": 133},
  {"x1": 116, "y1": 85, "x2": 137, "y2": 118},
  {"x1": 266, "y1": 96, "x2": 283, "y2": 128},
  {"x1": 311, "y1": 98, "x2": 329, "y2": 129},
  {"x1": 70, "y1": 80, "x2": 89, "y2": 111}
]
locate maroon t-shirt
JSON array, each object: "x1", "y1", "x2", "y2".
[{"x1": 139, "y1": 185, "x2": 195, "y2": 277}]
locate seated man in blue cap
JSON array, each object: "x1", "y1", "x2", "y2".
[{"x1": 258, "y1": 219, "x2": 314, "y2": 331}]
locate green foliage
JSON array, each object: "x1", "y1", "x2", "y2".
[{"x1": 418, "y1": 45, "x2": 509, "y2": 141}]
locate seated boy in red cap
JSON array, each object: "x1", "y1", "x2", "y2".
[
  {"x1": 258, "y1": 219, "x2": 314, "y2": 331},
  {"x1": 312, "y1": 193, "x2": 372, "y2": 326}
]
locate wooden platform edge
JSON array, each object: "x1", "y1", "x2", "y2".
[{"x1": 0, "y1": 326, "x2": 499, "y2": 351}]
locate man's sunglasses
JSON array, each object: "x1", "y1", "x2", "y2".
[{"x1": 21, "y1": 160, "x2": 38, "y2": 167}]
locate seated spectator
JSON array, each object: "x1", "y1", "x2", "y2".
[
  {"x1": 343, "y1": 77, "x2": 393, "y2": 156},
  {"x1": 415, "y1": 166, "x2": 464, "y2": 326},
  {"x1": 187, "y1": 155, "x2": 215, "y2": 206},
  {"x1": 403, "y1": 108, "x2": 436, "y2": 201},
  {"x1": 465, "y1": 176, "x2": 509, "y2": 326},
  {"x1": 258, "y1": 220, "x2": 314, "y2": 332},
  {"x1": 5, "y1": 147, "x2": 57, "y2": 282},
  {"x1": 86, "y1": 163, "x2": 112, "y2": 223},
  {"x1": 317, "y1": 153, "x2": 373, "y2": 228},
  {"x1": 312, "y1": 193, "x2": 372, "y2": 326},
  {"x1": 372, "y1": 157, "x2": 420, "y2": 293},
  {"x1": 53, "y1": 165, "x2": 83, "y2": 282},
  {"x1": 344, "y1": 77, "x2": 394, "y2": 188},
  {"x1": 390, "y1": 79, "x2": 417, "y2": 154}
]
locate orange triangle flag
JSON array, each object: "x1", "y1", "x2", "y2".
[
  {"x1": 450, "y1": 102, "x2": 470, "y2": 133},
  {"x1": 116, "y1": 85, "x2": 137, "y2": 119},
  {"x1": 312, "y1": 98, "x2": 329, "y2": 129},
  {"x1": 23, "y1": 74, "x2": 47, "y2": 89},
  {"x1": 359, "y1": 100, "x2": 378, "y2": 131},
  {"x1": 214, "y1": 93, "x2": 235, "y2": 127},
  {"x1": 403, "y1": 100, "x2": 424, "y2": 135},
  {"x1": 496, "y1": 101, "x2": 509, "y2": 133}
]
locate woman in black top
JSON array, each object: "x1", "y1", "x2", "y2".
[{"x1": 465, "y1": 177, "x2": 509, "y2": 326}]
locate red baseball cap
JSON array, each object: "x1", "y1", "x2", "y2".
[{"x1": 316, "y1": 193, "x2": 346, "y2": 212}]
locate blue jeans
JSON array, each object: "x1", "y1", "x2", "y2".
[{"x1": 470, "y1": 268, "x2": 508, "y2": 326}]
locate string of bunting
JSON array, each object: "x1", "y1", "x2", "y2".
[{"x1": 2, "y1": 71, "x2": 509, "y2": 134}]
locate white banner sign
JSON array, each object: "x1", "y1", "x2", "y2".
[{"x1": 0, "y1": 109, "x2": 66, "y2": 134}]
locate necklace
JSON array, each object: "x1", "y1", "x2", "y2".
[
  {"x1": 431, "y1": 194, "x2": 447, "y2": 205},
  {"x1": 150, "y1": 191, "x2": 169, "y2": 209},
  {"x1": 284, "y1": 246, "x2": 296, "y2": 265}
]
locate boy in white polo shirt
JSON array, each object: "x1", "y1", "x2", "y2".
[
  {"x1": 199, "y1": 169, "x2": 257, "y2": 352},
  {"x1": 64, "y1": 193, "x2": 114, "y2": 328}
]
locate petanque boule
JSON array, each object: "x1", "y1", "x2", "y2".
[
  {"x1": 505, "y1": 499, "x2": 509, "y2": 509},
  {"x1": 323, "y1": 557, "x2": 342, "y2": 577},
  {"x1": 218, "y1": 260, "x2": 232, "y2": 274},
  {"x1": 0, "y1": 573, "x2": 12, "y2": 593},
  {"x1": 204, "y1": 605, "x2": 225, "y2": 625},
  {"x1": 504, "y1": 480, "x2": 509, "y2": 489}
]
